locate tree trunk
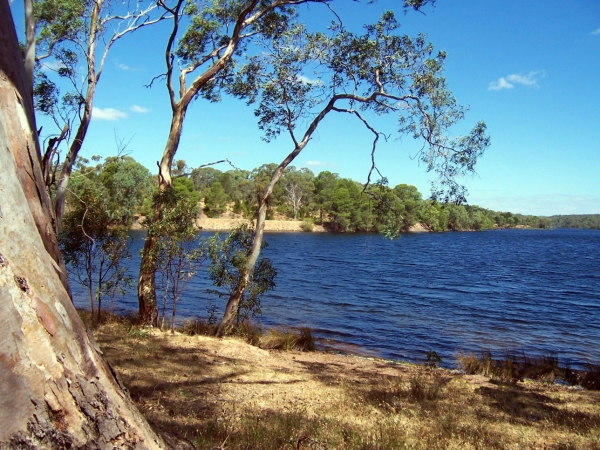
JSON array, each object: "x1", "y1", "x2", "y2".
[
  {"x1": 214, "y1": 96, "x2": 337, "y2": 336},
  {"x1": 137, "y1": 105, "x2": 186, "y2": 326},
  {"x1": 53, "y1": 9, "x2": 99, "y2": 229},
  {"x1": 0, "y1": 4, "x2": 164, "y2": 447},
  {"x1": 216, "y1": 157, "x2": 291, "y2": 336}
]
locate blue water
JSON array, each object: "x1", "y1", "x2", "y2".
[{"x1": 71, "y1": 228, "x2": 600, "y2": 368}]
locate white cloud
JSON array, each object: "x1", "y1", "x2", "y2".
[
  {"x1": 489, "y1": 77, "x2": 514, "y2": 90},
  {"x1": 590, "y1": 27, "x2": 600, "y2": 35},
  {"x1": 488, "y1": 71, "x2": 545, "y2": 91},
  {"x1": 131, "y1": 105, "x2": 151, "y2": 114},
  {"x1": 92, "y1": 107, "x2": 127, "y2": 121},
  {"x1": 115, "y1": 62, "x2": 141, "y2": 71}
]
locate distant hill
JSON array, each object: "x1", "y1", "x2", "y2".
[{"x1": 548, "y1": 214, "x2": 600, "y2": 230}]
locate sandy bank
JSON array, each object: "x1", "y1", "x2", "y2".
[{"x1": 132, "y1": 214, "x2": 430, "y2": 233}]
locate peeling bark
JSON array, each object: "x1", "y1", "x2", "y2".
[{"x1": 0, "y1": 3, "x2": 164, "y2": 447}]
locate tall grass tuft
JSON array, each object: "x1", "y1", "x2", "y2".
[
  {"x1": 260, "y1": 327, "x2": 316, "y2": 351},
  {"x1": 180, "y1": 318, "x2": 216, "y2": 336},
  {"x1": 231, "y1": 319, "x2": 264, "y2": 346}
]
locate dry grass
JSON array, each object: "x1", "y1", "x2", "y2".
[
  {"x1": 260, "y1": 327, "x2": 316, "y2": 352},
  {"x1": 88, "y1": 317, "x2": 600, "y2": 450}
]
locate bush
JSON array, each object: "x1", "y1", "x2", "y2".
[{"x1": 300, "y1": 219, "x2": 314, "y2": 232}]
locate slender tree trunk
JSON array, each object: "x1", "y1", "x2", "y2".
[
  {"x1": 215, "y1": 96, "x2": 337, "y2": 336},
  {"x1": 53, "y1": 0, "x2": 102, "y2": 229},
  {"x1": 23, "y1": 0, "x2": 35, "y2": 92},
  {"x1": 216, "y1": 151, "x2": 299, "y2": 336},
  {"x1": 0, "y1": 5, "x2": 164, "y2": 446},
  {"x1": 53, "y1": 67, "x2": 96, "y2": 229},
  {"x1": 136, "y1": 0, "x2": 262, "y2": 325},
  {"x1": 137, "y1": 105, "x2": 186, "y2": 326}
]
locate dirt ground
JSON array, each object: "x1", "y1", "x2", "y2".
[{"x1": 93, "y1": 322, "x2": 600, "y2": 450}]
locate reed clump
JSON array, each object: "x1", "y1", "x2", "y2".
[
  {"x1": 457, "y1": 350, "x2": 600, "y2": 390},
  {"x1": 260, "y1": 326, "x2": 316, "y2": 352}
]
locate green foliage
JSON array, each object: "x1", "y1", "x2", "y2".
[
  {"x1": 173, "y1": 176, "x2": 200, "y2": 204},
  {"x1": 190, "y1": 166, "x2": 222, "y2": 191},
  {"x1": 100, "y1": 156, "x2": 155, "y2": 224},
  {"x1": 68, "y1": 155, "x2": 154, "y2": 225},
  {"x1": 549, "y1": 214, "x2": 600, "y2": 230},
  {"x1": 281, "y1": 167, "x2": 315, "y2": 219},
  {"x1": 203, "y1": 181, "x2": 228, "y2": 217},
  {"x1": 190, "y1": 160, "x2": 573, "y2": 233},
  {"x1": 300, "y1": 218, "x2": 314, "y2": 232},
  {"x1": 205, "y1": 224, "x2": 276, "y2": 323},
  {"x1": 60, "y1": 181, "x2": 132, "y2": 326},
  {"x1": 148, "y1": 190, "x2": 207, "y2": 333},
  {"x1": 229, "y1": 10, "x2": 489, "y2": 213}
]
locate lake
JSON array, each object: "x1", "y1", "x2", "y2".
[{"x1": 70, "y1": 228, "x2": 600, "y2": 368}]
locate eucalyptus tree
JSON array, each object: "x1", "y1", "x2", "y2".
[
  {"x1": 281, "y1": 166, "x2": 315, "y2": 219},
  {"x1": 0, "y1": 3, "x2": 163, "y2": 444},
  {"x1": 30, "y1": 0, "x2": 167, "y2": 226},
  {"x1": 215, "y1": 12, "x2": 490, "y2": 334},
  {"x1": 138, "y1": 0, "x2": 327, "y2": 325},
  {"x1": 60, "y1": 182, "x2": 133, "y2": 327}
]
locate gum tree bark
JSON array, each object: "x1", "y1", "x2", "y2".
[{"x1": 0, "y1": 2, "x2": 164, "y2": 447}]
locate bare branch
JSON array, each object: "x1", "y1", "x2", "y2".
[
  {"x1": 162, "y1": 0, "x2": 185, "y2": 110},
  {"x1": 332, "y1": 106, "x2": 388, "y2": 189},
  {"x1": 173, "y1": 158, "x2": 240, "y2": 180},
  {"x1": 144, "y1": 72, "x2": 168, "y2": 89}
]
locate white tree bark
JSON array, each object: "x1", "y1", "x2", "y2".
[{"x1": 0, "y1": 2, "x2": 164, "y2": 446}]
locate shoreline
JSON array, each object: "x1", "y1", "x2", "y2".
[{"x1": 131, "y1": 215, "x2": 433, "y2": 233}]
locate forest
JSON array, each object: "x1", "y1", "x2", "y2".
[{"x1": 65, "y1": 154, "x2": 599, "y2": 240}]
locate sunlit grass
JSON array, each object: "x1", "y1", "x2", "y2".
[{"x1": 83, "y1": 310, "x2": 600, "y2": 449}]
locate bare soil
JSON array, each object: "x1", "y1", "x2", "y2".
[{"x1": 93, "y1": 321, "x2": 600, "y2": 449}]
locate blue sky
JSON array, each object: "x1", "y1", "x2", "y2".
[{"x1": 10, "y1": 0, "x2": 600, "y2": 216}]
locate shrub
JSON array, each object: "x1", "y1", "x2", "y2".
[
  {"x1": 300, "y1": 219, "x2": 314, "y2": 232},
  {"x1": 457, "y1": 353, "x2": 480, "y2": 374}
]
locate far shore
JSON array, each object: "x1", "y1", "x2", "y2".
[{"x1": 131, "y1": 214, "x2": 433, "y2": 233}]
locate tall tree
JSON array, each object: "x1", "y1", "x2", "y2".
[
  {"x1": 281, "y1": 167, "x2": 314, "y2": 219},
  {"x1": 216, "y1": 11, "x2": 489, "y2": 334},
  {"x1": 137, "y1": 0, "x2": 342, "y2": 325},
  {"x1": 0, "y1": 2, "x2": 163, "y2": 445},
  {"x1": 31, "y1": 0, "x2": 166, "y2": 226}
]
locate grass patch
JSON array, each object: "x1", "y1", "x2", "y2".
[
  {"x1": 300, "y1": 219, "x2": 314, "y2": 232},
  {"x1": 260, "y1": 327, "x2": 316, "y2": 352},
  {"x1": 179, "y1": 317, "x2": 217, "y2": 336},
  {"x1": 87, "y1": 317, "x2": 600, "y2": 450}
]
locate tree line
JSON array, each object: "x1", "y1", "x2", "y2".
[{"x1": 65, "y1": 155, "x2": 593, "y2": 235}]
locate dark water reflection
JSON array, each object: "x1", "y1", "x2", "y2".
[{"x1": 71, "y1": 228, "x2": 600, "y2": 368}]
